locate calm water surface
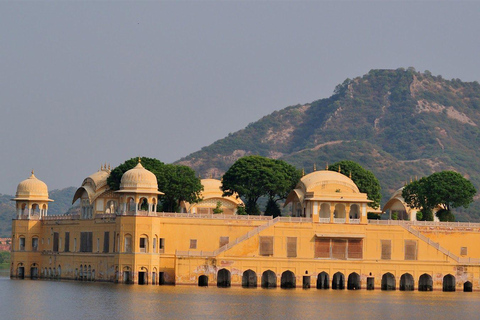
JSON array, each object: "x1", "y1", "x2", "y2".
[{"x1": 0, "y1": 271, "x2": 478, "y2": 320}]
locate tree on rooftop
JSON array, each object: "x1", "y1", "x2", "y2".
[
  {"x1": 221, "y1": 155, "x2": 300, "y2": 215},
  {"x1": 402, "y1": 171, "x2": 476, "y2": 221},
  {"x1": 107, "y1": 157, "x2": 203, "y2": 213},
  {"x1": 328, "y1": 160, "x2": 382, "y2": 209}
]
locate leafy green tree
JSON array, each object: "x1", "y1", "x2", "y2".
[
  {"x1": 221, "y1": 156, "x2": 300, "y2": 215},
  {"x1": 264, "y1": 198, "x2": 281, "y2": 217},
  {"x1": 213, "y1": 201, "x2": 223, "y2": 214},
  {"x1": 107, "y1": 157, "x2": 203, "y2": 213},
  {"x1": 328, "y1": 160, "x2": 382, "y2": 209},
  {"x1": 402, "y1": 171, "x2": 476, "y2": 221},
  {"x1": 160, "y1": 164, "x2": 204, "y2": 212}
]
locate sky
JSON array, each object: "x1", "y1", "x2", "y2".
[{"x1": 1, "y1": 1, "x2": 480, "y2": 194}]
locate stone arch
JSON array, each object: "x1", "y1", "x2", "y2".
[
  {"x1": 217, "y1": 269, "x2": 231, "y2": 288},
  {"x1": 280, "y1": 271, "x2": 296, "y2": 289},
  {"x1": 349, "y1": 204, "x2": 360, "y2": 219},
  {"x1": 261, "y1": 270, "x2": 277, "y2": 288},
  {"x1": 139, "y1": 197, "x2": 149, "y2": 211},
  {"x1": 123, "y1": 266, "x2": 132, "y2": 284},
  {"x1": 30, "y1": 263, "x2": 38, "y2": 280},
  {"x1": 242, "y1": 269, "x2": 257, "y2": 288},
  {"x1": 334, "y1": 204, "x2": 346, "y2": 219},
  {"x1": 317, "y1": 271, "x2": 329, "y2": 289},
  {"x1": 31, "y1": 203, "x2": 40, "y2": 216},
  {"x1": 443, "y1": 274, "x2": 456, "y2": 292},
  {"x1": 139, "y1": 234, "x2": 149, "y2": 253},
  {"x1": 124, "y1": 234, "x2": 132, "y2": 253},
  {"x1": 128, "y1": 197, "x2": 136, "y2": 212},
  {"x1": 16, "y1": 263, "x2": 25, "y2": 279},
  {"x1": 381, "y1": 273, "x2": 396, "y2": 291},
  {"x1": 105, "y1": 200, "x2": 117, "y2": 214},
  {"x1": 400, "y1": 273, "x2": 414, "y2": 291},
  {"x1": 198, "y1": 275, "x2": 208, "y2": 287},
  {"x1": 418, "y1": 274, "x2": 432, "y2": 291},
  {"x1": 463, "y1": 281, "x2": 473, "y2": 292},
  {"x1": 319, "y1": 203, "x2": 330, "y2": 219},
  {"x1": 332, "y1": 272, "x2": 345, "y2": 290},
  {"x1": 347, "y1": 272, "x2": 360, "y2": 290}
]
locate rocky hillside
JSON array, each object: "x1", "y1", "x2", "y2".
[{"x1": 177, "y1": 68, "x2": 480, "y2": 221}]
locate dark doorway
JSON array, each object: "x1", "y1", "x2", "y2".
[
  {"x1": 443, "y1": 274, "x2": 455, "y2": 292},
  {"x1": 367, "y1": 277, "x2": 375, "y2": 290},
  {"x1": 332, "y1": 272, "x2": 345, "y2": 290},
  {"x1": 400, "y1": 273, "x2": 414, "y2": 291},
  {"x1": 418, "y1": 274, "x2": 432, "y2": 291},
  {"x1": 138, "y1": 272, "x2": 146, "y2": 285},
  {"x1": 198, "y1": 275, "x2": 208, "y2": 287},
  {"x1": 30, "y1": 267, "x2": 38, "y2": 280},
  {"x1": 159, "y1": 272, "x2": 165, "y2": 285},
  {"x1": 18, "y1": 266, "x2": 24, "y2": 279},
  {"x1": 464, "y1": 281, "x2": 473, "y2": 292},
  {"x1": 381, "y1": 273, "x2": 396, "y2": 291},
  {"x1": 317, "y1": 272, "x2": 329, "y2": 289},
  {"x1": 261, "y1": 270, "x2": 277, "y2": 288},
  {"x1": 347, "y1": 272, "x2": 360, "y2": 290},
  {"x1": 242, "y1": 270, "x2": 257, "y2": 288},
  {"x1": 124, "y1": 271, "x2": 132, "y2": 284},
  {"x1": 281, "y1": 271, "x2": 296, "y2": 289},
  {"x1": 303, "y1": 276, "x2": 311, "y2": 289},
  {"x1": 217, "y1": 269, "x2": 231, "y2": 288}
]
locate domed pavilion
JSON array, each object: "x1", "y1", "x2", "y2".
[{"x1": 285, "y1": 169, "x2": 371, "y2": 224}]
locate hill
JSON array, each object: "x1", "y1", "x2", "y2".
[
  {"x1": 0, "y1": 187, "x2": 77, "y2": 237},
  {"x1": 176, "y1": 68, "x2": 480, "y2": 221}
]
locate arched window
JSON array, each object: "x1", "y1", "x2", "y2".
[
  {"x1": 443, "y1": 274, "x2": 456, "y2": 292},
  {"x1": 347, "y1": 272, "x2": 360, "y2": 290},
  {"x1": 217, "y1": 269, "x2": 231, "y2": 288},
  {"x1": 334, "y1": 204, "x2": 346, "y2": 220},
  {"x1": 319, "y1": 203, "x2": 330, "y2": 219},
  {"x1": 242, "y1": 270, "x2": 257, "y2": 288},
  {"x1": 105, "y1": 200, "x2": 117, "y2": 214},
  {"x1": 350, "y1": 204, "x2": 360, "y2": 219},
  {"x1": 280, "y1": 271, "x2": 296, "y2": 289},
  {"x1": 381, "y1": 273, "x2": 396, "y2": 291},
  {"x1": 261, "y1": 270, "x2": 277, "y2": 288},
  {"x1": 139, "y1": 235, "x2": 148, "y2": 253},
  {"x1": 124, "y1": 235, "x2": 132, "y2": 253},
  {"x1": 418, "y1": 274, "x2": 432, "y2": 291},
  {"x1": 332, "y1": 272, "x2": 345, "y2": 290},
  {"x1": 400, "y1": 273, "x2": 414, "y2": 291},
  {"x1": 128, "y1": 198, "x2": 136, "y2": 212},
  {"x1": 317, "y1": 271, "x2": 329, "y2": 289}
]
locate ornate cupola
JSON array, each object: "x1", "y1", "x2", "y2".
[
  {"x1": 12, "y1": 170, "x2": 53, "y2": 219},
  {"x1": 116, "y1": 159, "x2": 163, "y2": 215}
]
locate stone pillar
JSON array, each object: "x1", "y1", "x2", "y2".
[
  {"x1": 345, "y1": 205, "x2": 350, "y2": 224},
  {"x1": 330, "y1": 204, "x2": 335, "y2": 223},
  {"x1": 360, "y1": 203, "x2": 367, "y2": 224},
  {"x1": 312, "y1": 202, "x2": 319, "y2": 223}
]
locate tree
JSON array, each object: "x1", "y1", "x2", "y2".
[
  {"x1": 213, "y1": 201, "x2": 223, "y2": 214},
  {"x1": 328, "y1": 160, "x2": 382, "y2": 209},
  {"x1": 221, "y1": 156, "x2": 300, "y2": 215},
  {"x1": 107, "y1": 157, "x2": 203, "y2": 213},
  {"x1": 160, "y1": 164, "x2": 204, "y2": 212},
  {"x1": 402, "y1": 171, "x2": 476, "y2": 221}
]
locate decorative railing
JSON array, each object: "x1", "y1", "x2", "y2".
[
  {"x1": 318, "y1": 218, "x2": 330, "y2": 223},
  {"x1": 42, "y1": 214, "x2": 80, "y2": 221},
  {"x1": 276, "y1": 217, "x2": 312, "y2": 223},
  {"x1": 119, "y1": 211, "x2": 273, "y2": 221},
  {"x1": 368, "y1": 219, "x2": 480, "y2": 228},
  {"x1": 350, "y1": 219, "x2": 360, "y2": 224},
  {"x1": 333, "y1": 218, "x2": 346, "y2": 224}
]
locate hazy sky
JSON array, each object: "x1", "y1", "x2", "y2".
[{"x1": 1, "y1": 1, "x2": 480, "y2": 194}]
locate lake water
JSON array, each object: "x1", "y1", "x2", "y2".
[{"x1": 0, "y1": 271, "x2": 478, "y2": 320}]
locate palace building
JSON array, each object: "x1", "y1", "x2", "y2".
[{"x1": 10, "y1": 163, "x2": 480, "y2": 291}]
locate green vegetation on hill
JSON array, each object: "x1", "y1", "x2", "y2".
[
  {"x1": 0, "y1": 187, "x2": 77, "y2": 237},
  {"x1": 177, "y1": 68, "x2": 480, "y2": 221}
]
